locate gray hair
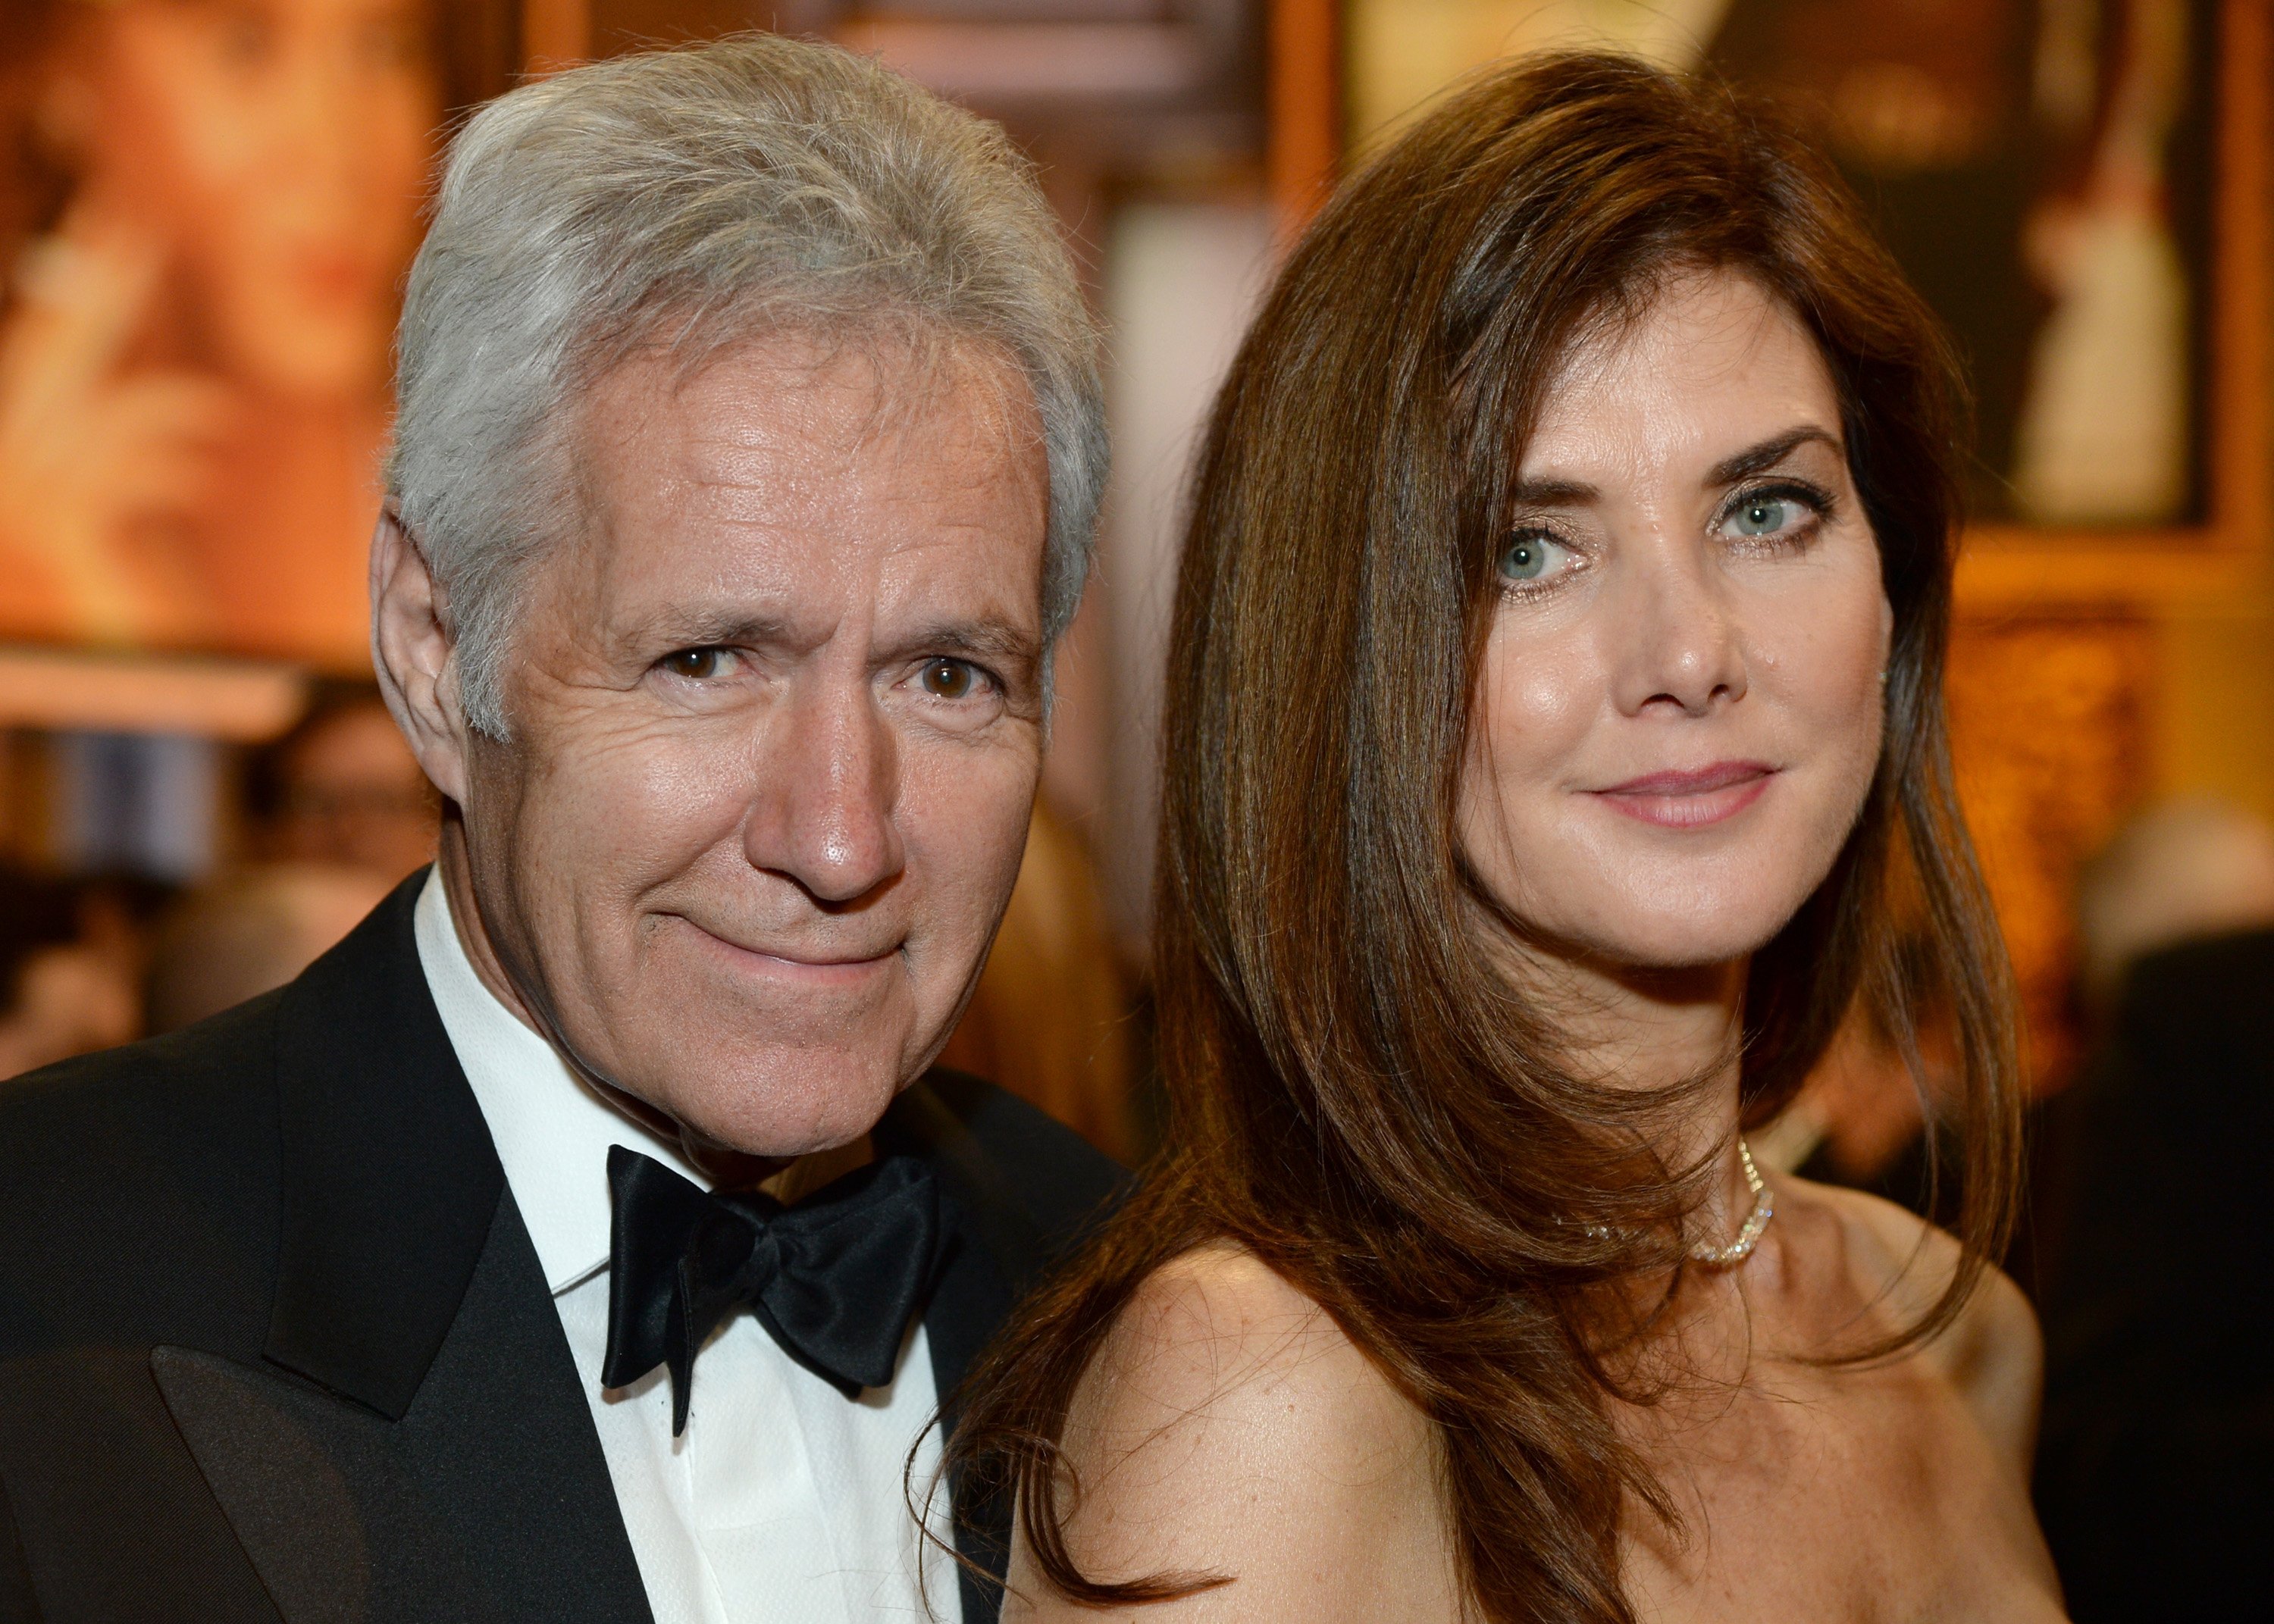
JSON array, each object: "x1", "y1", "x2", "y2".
[{"x1": 385, "y1": 34, "x2": 1106, "y2": 735}]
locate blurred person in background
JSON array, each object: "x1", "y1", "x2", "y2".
[
  {"x1": 144, "y1": 860, "x2": 391, "y2": 1033},
  {"x1": 2071, "y1": 795, "x2": 2274, "y2": 1003},
  {"x1": 135, "y1": 688, "x2": 433, "y2": 1035},
  {"x1": 2034, "y1": 798, "x2": 2274, "y2": 1619},
  {"x1": 243, "y1": 684, "x2": 438, "y2": 880},
  {"x1": 0, "y1": 867, "x2": 140, "y2": 1076},
  {"x1": 0, "y1": 0, "x2": 437, "y2": 656}
]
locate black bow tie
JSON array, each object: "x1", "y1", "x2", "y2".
[{"x1": 600, "y1": 1145, "x2": 951, "y2": 1435}]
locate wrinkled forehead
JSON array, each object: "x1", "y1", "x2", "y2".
[
  {"x1": 569, "y1": 323, "x2": 1041, "y2": 512},
  {"x1": 522, "y1": 325, "x2": 1050, "y2": 641}
]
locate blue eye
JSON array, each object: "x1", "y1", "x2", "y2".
[
  {"x1": 1500, "y1": 533, "x2": 1552, "y2": 581},
  {"x1": 1722, "y1": 483, "x2": 1834, "y2": 543},
  {"x1": 1732, "y1": 498, "x2": 1793, "y2": 536}
]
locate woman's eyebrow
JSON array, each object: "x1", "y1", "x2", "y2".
[
  {"x1": 1508, "y1": 475, "x2": 1599, "y2": 507},
  {"x1": 1704, "y1": 426, "x2": 1844, "y2": 487}
]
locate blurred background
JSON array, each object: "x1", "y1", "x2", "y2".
[{"x1": 0, "y1": 1, "x2": 2266, "y2": 1607}]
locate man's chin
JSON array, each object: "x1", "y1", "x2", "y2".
[{"x1": 639, "y1": 1050, "x2": 915, "y2": 1162}]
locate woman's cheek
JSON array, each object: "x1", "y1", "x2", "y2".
[
  {"x1": 1480, "y1": 618, "x2": 1602, "y2": 763},
  {"x1": 1766, "y1": 577, "x2": 1890, "y2": 797},
  {"x1": 1457, "y1": 624, "x2": 1602, "y2": 883}
]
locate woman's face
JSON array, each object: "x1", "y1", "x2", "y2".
[
  {"x1": 68, "y1": 0, "x2": 436, "y2": 398},
  {"x1": 1456, "y1": 270, "x2": 1893, "y2": 972}
]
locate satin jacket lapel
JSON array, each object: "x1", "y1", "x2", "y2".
[
  {"x1": 260, "y1": 874, "x2": 502, "y2": 1416},
  {"x1": 885, "y1": 1071, "x2": 1120, "y2": 1402},
  {"x1": 886, "y1": 1081, "x2": 1033, "y2": 1398},
  {"x1": 0, "y1": 1344, "x2": 281, "y2": 1620},
  {"x1": 156, "y1": 1190, "x2": 649, "y2": 1624},
  {"x1": 164, "y1": 875, "x2": 650, "y2": 1624}
]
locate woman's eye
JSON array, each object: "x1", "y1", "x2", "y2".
[
  {"x1": 1732, "y1": 498, "x2": 1793, "y2": 535},
  {"x1": 1498, "y1": 530, "x2": 1571, "y2": 586},
  {"x1": 662, "y1": 647, "x2": 731, "y2": 681},
  {"x1": 1720, "y1": 488, "x2": 1821, "y2": 543},
  {"x1": 919, "y1": 659, "x2": 978, "y2": 699}
]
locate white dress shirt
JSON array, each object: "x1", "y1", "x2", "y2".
[{"x1": 413, "y1": 874, "x2": 960, "y2": 1624}]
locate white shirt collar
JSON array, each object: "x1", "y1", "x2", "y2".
[{"x1": 413, "y1": 869, "x2": 709, "y2": 1297}]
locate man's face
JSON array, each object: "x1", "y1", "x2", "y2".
[{"x1": 459, "y1": 333, "x2": 1048, "y2": 1159}]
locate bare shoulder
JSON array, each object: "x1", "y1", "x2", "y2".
[
  {"x1": 1797, "y1": 1178, "x2": 2044, "y2": 1473},
  {"x1": 1005, "y1": 1244, "x2": 1461, "y2": 1622},
  {"x1": 1078, "y1": 1244, "x2": 1406, "y2": 1434},
  {"x1": 1064, "y1": 1244, "x2": 1438, "y2": 1519}
]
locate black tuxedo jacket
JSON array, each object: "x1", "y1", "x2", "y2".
[{"x1": 0, "y1": 875, "x2": 1121, "y2": 1622}]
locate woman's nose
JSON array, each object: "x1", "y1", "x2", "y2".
[{"x1": 1605, "y1": 539, "x2": 1748, "y2": 717}]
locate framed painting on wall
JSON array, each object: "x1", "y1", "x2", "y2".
[
  {"x1": 0, "y1": 0, "x2": 521, "y2": 677},
  {"x1": 1326, "y1": 0, "x2": 2266, "y2": 587},
  {"x1": 1704, "y1": 0, "x2": 2271, "y2": 1080},
  {"x1": 1713, "y1": 1, "x2": 2229, "y2": 519}
]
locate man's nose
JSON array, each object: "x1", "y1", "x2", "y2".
[
  {"x1": 1607, "y1": 537, "x2": 1748, "y2": 717},
  {"x1": 743, "y1": 679, "x2": 904, "y2": 906}
]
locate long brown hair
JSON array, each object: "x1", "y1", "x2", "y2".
[{"x1": 948, "y1": 52, "x2": 2020, "y2": 1623}]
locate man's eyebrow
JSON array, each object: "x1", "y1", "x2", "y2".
[
  {"x1": 1705, "y1": 427, "x2": 1844, "y2": 488},
  {"x1": 886, "y1": 619, "x2": 1041, "y2": 668},
  {"x1": 629, "y1": 612, "x2": 797, "y2": 650}
]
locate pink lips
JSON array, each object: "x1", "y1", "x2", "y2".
[{"x1": 1591, "y1": 761, "x2": 1775, "y2": 828}]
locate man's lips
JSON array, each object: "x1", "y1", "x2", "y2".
[
  {"x1": 1589, "y1": 761, "x2": 1776, "y2": 828},
  {"x1": 675, "y1": 917, "x2": 901, "y2": 982}
]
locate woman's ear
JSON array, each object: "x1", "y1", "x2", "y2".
[{"x1": 369, "y1": 508, "x2": 471, "y2": 806}]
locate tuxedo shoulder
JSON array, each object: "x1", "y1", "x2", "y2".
[
  {"x1": 2131, "y1": 922, "x2": 2274, "y2": 987},
  {"x1": 0, "y1": 990, "x2": 282, "y2": 1178},
  {"x1": 901, "y1": 1067, "x2": 1126, "y2": 1235},
  {"x1": 0, "y1": 993, "x2": 284, "y2": 1359}
]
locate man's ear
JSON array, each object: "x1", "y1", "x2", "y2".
[{"x1": 370, "y1": 508, "x2": 472, "y2": 806}]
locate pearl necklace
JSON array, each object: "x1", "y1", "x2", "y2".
[{"x1": 1689, "y1": 1137, "x2": 1774, "y2": 1268}]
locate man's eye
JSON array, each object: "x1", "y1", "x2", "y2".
[
  {"x1": 919, "y1": 659, "x2": 977, "y2": 699},
  {"x1": 662, "y1": 647, "x2": 731, "y2": 681}
]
